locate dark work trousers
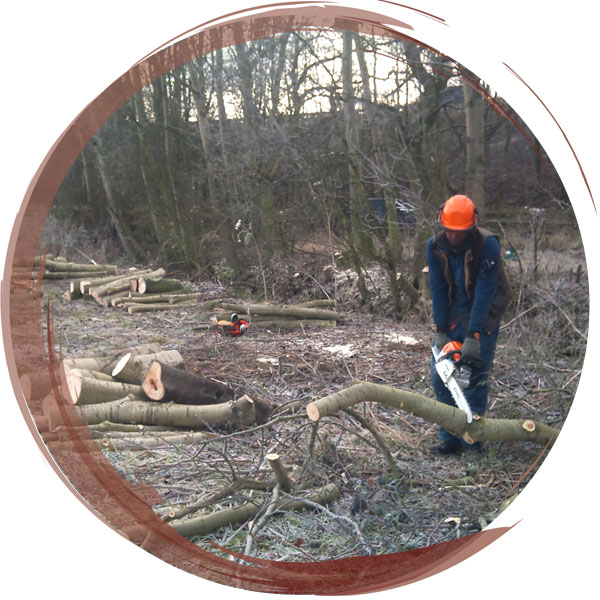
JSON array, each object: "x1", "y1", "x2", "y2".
[{"x1": 430, "y1": 317, "x2": 499, "y2": 447}]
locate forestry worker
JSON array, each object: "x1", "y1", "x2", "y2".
[{"x1": 427, "y1": 194, "x2": 511, "y2": 455}]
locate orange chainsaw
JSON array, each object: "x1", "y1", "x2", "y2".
[{"x1": 432, "y1": 340, "x2": 473, "y2": 423}]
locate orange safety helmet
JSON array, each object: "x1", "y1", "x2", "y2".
[
  {"x1": 438, "y1": 195, "x2": 479, "y2": 231},
  {"x1": 441, "y1": 340, "x2": 462, "y2": 361}
]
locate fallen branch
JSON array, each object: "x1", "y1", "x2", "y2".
[
  {"x1": 266, "y1": 453, "x2": 293, "y2": 493},
  {"x1": 169, "y1": 483, "x2": 339, "y2": 538},
  {"x1": 306, "y1": 382, "x2": 559, "y2": 446}
]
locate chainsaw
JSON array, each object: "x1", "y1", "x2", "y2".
[{"x1": 431, "y1": 341, "x2": 473, "y2": 423}]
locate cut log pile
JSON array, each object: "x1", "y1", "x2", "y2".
[{"x1": 24, "y1": 344, "x2": 268, "y2": 451}]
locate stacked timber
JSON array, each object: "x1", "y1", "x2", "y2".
[
  {"x1": 37, "y1": 259, "x2": 202, "y2": 313},
  {"x1": 33, "y1": 344, "x2": 264, "y2": 453}
]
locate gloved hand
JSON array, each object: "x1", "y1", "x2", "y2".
[
  {"x1": 461, "y1": 335, "x2": 481, "y2": 361},
  {"x1": 434, "y1": 331, "x2": 450, "y2": 350}
]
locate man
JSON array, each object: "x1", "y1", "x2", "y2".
[{"x1": 427, "y1": 195, "x2": 511, "y2": 455}]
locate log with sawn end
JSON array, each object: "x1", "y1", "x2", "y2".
[
  {"x1": 111, "y1": 350, "x2": 184, "y2": 384},
  {"x1": 142, "y1": 361, "x2": 234, "y2": 405},
  {"x1": 136, "y1": 268, "x2": 167, "y2": 293},
  {"x1": 88, "y1": 269, "x2": 153, "y2": 301},
  {"x1": 62, "y1": 393, "x2": 256, "y2": 428},
  {"x1": 66, "y1": 374, "x2": 144, "y2": 405},
  {"x1": 80, "y1": 270, "x2": 151, "y2": 295}
]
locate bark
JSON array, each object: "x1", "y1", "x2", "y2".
[
  {"x1": 252, "y1": 319, "x2": 336, "y2": 330},
  {"x1": 65, "y1": 375, "x2": 144, "y2": 405},
  {"x1": 306, "y1": 382, "x2": 559, "y2": 446},
  {"x1": 93, "y1": 134, "x2": 145, "y2": 262},
  {"x1": 62, "y1": 356, "x2": 120, "y2": 375},
  {"x1": 49, "y1": 430, "x2": 215, "y2": 453},
  {"x1": 79, "y1": 271, "x2": 151, "y2": 295},
  {"x1": 111, "y1": 350, "x2": 184, "y2": 384},
  {"x1": 142, "y1": 361, "x2": 234, "y2": 405},
  {"x1": 220, "y1": 303, "x2": 343, "y2": 322},
  {"x1": 111, "y1": 291, "x2": 201, "y2": 306},
  {"x1": 56, "y1": 393, "x2": 255, "y2": 428},
  {"x1": 295, "y1": 299, "x2": 336, "y2": 309},
  {"x1": 20, "y1": 369, "x2": 53, "y2": 402},
  {"x1": 137, "y1": 278, "x2": 186, "y2": 295},
  {"x1": 169, "y1": 483, "x2": 339, "y2": 538},
  {"x1": 126, "y1": 301, "x2": 196, "y2": 314},
  {"x1": 43, "y1": 259, "x2": 118, "y2": 273},
  {"x1": 266, "y1": 453, "x2": 292, "y2": 492},
  {"x1": 44, "y1": 270, "x2": 112, "y2": 280},
  {"x1": 136, "y1": 268, "x2": 167, "y2": 293},
  {"x1": 88, "y1": 270, "x2": 152, "y2": 300},
  {"x1": 463, "y1": 70, "x2": 486, "y2": 218}
]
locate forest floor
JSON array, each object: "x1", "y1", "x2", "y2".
[{"x1": 38, "y1": 251, "x2": 583, "y2": 562}]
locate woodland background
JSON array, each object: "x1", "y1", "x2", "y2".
[{"x1": 45, "y1": 27, "x2": 575, "y2": 314}]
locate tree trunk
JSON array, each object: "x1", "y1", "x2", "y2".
[
  {"x1": 306, "y1": 382, "x2": 559, "y2": 446},
  {"x1": 57, "y1": 393, "x2": 255, "y2": 428},
  {"x1": 93, "y1": 134, "x2": 145, "y2": 261},
  {"x1": 463, "y1": 71, "x2": 486, "y2": 217},
  {"x1": 220, "y1": 303, "x2": 343, "y2": 322},
  {"x1": 126, "y1": 301, "x2": 196, "y2": 314},
  {"x1": 142, "y1": 361, "x2": 234, "y2": 405},
  {"x1": 138, "y1": 278, "x2": 185, "y2": 295},
  {"x1": 44, "y1": 259, "x2": 118, "y2": 273},
  {"x1": 111, "y1": 350, "x2": 184, "y2": 384},
  {"x1": 66, "y1": 376, "x2": 144, "y2": 405}
]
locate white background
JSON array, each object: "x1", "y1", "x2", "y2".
[{"x1": 1, "y1": 1, "x2": 598, "y2": 598}]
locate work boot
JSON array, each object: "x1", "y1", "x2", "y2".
[{"x1": 429, "y1": 438, "x2": 462, "y2": 455}]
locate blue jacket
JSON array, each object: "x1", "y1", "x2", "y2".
[{"x1": 426, "y1": 228, "x2": 510, "y2": 335}]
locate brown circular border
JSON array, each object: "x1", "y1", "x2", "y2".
[{"x1": 2, "y1": 3, "x2": 517, "y2": 594}]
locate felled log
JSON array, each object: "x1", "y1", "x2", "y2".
[
  {"x1": 65, "y1": 375, "x2": 144, "y2": 405},
  {"x1": 306, "y1": 382, "x2": 559, "y2": 447},
  {"x1": 88, "y1": 269, "x2": 153, "y2": 301},
  {"x1": 20, "y1": 369, "x2": 53, "y2": 402},
  {"x1": 126, "y1": 301, "x2": 196, "y2": 314},
  {"x1": 49, "y1": 430, "x2": 215, "y2": 453},
  {"x1": 296, "y1": 299, "x2": 336, "y2": 309},
  {"x1": 138, "y1": 277, "x2": 187, "y2": 295},
  {"x1": 79, "y1": 271, "x2": 151, "y2": 295},
  {"x1": 57, "y1": 393, "x2": 255, "y2": 428},
  {"x1": 44, "y1": 259, "x2": 118, "y2": 273},
  {"x1": 111, "y1": 350, "x2": 184, "y2": 384},
  {"x1": 252, "y1": 319, "x2": 336, "y2": 330},
  {"x1": 142, "y1": 361, "x2": 234, "y2": 405},
  {"x1": 169, "y1": 483, "x2": 339, "y2": 539},
  {"x1": 44, "y1": 270, "x2": 112, "y2": 280},
  {"x1": 136, "y1": 268, "x2": 167, "y2": 293},
  {"x1": 221, "y1": 302, "x2": 343, "y2": 322}
]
